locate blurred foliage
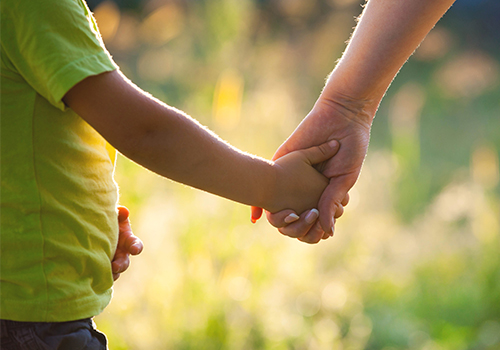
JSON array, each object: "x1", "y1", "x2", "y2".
[{"x1": 89, "y1": 0, "x2": 500, "y2": 349}]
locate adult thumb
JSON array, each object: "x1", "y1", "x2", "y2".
[{"x1": 302, "y1": 140, "x2": 340, "y2": 165}]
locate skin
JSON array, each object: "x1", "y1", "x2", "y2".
[
  {"x1": 63, "y1": 70, "x2": 341, "y2": 238},
  {"x1": 253, "y1": 0, "x2": 457, "y2": 243},
  {"x1": 112, "y1": 206, "x2": 143, "y2": 281}
]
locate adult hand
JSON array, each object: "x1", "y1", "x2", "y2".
[
  {"x1": 253, "y1": 94, "x2": 373, "y2": 243},
  {"x1": 252, "y1": 0, "x2": 455, "y2": 243},
  {"x1": 112, "y1": 206, "x2": 144, "y2": 281}
]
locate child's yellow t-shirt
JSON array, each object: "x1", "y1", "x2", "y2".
[{"x1": 1, "y1": 0, "x2": 120, "y2": 322}]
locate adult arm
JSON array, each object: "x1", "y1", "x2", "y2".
[{"x1": 259, "y1": 0, "x2": 456, "y2": 243}]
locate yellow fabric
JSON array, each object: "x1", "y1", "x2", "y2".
[{"x1": 1, "y1": 0, "x2": 119, "y2": 321}]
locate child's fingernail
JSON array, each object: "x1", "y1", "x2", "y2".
[
  {"x1": 284, "y1": 213, "x2": 300, "y2": 224},
  {"x1": 330, "y1": 217, "x2": 335, "y2": 236},
  {"x1": 305, "y1": 209, "x2": 319, "y2": 224},
  {"x1": 112, "y1": 263, "x2": 120, "y2": 273},
  {"x1": 131, "y1": 243, "x2": 142, "y2": 254}
]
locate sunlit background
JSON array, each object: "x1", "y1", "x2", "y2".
[{"x1": 88, "y1": 0, "x2": 500, "y2": 349}]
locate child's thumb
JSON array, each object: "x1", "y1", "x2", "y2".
[
  {"x1": 117, "y1": 206, "x2": 130, "y2": 223},
  {"x1": 251, "y1": 206, "x2": 263, "y2": 223},
  {"x1": 303, "y1": 140, "x2": 340, "y2": 165}
]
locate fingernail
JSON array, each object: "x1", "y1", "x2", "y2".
[
  {"x1": 112, "y1": 263, "x2": 120, "y2": 273},
  {"x1": 284, "y1": 213, "x2": 300, "y2": 224},
  {"x1": 330, "y1": 217, "x2": 335, "y2": 236},
  {"x1": 328, "y1": 139, "x2": 338, "y2": 148},
  {"x1": 305, "y1": 209, "x2": 319, "y2": 224}
]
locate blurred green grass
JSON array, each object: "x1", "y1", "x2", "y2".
[{"x1": 91, "y1": 0, "x2": 500, "y2": 349}]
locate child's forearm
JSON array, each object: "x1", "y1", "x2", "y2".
[
  {"x1": 323, "y1": 0, "x2": 456, "y2": 116},
  {"x1": 127, "y1": 105, "x2": 281, "y2": 210},
  {"x1": 126, "y1": 106, "x2": 277, "y2": 209},
  {"x1": 64, "y1": 70, "x2": 283, "y2": 210}
]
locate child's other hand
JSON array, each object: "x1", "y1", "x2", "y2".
[
  {"x1": 269, "y1": 140, "x2": 339, "y2": 214},
  {"x1": 112, "y1": 206, "x2": 144, "y2": 281}
]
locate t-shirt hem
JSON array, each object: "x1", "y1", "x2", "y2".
[{"x1": 0, "y1": 288, "x2": 113, "y2": 322}]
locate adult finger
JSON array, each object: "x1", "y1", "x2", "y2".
[
  {"x1": 266, "y1": 209, "x2": 300, "y2": 228},
  {"x1": 341, "y1": 193, "x2": 350, "y2": 207},
  {"x1": 335, "y1": 204, "x2": 344, "y2": 219},
  {"x1": 319, "y1": 206, "x2": 343, "y2": 240},
  {"x1": 317, "y1": 175, "x2": 356, "y2": 233},
  {"x1": 298, "y1": 221, "x2": 326, "y2": 244},
  {"x1": 272, "y1": 209, "x2": 320, "y2": 239}
]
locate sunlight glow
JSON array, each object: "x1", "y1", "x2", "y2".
[
  {"x1": 435, "y1": 51, "x2": 499, "y2": 98},
  {"x1": 93, "y1": 1, "x2": 120, "y2": 42},
  {"x1": 471, "y1": 144, "x2": 500, "y2": 189},
  {"x1": 213, "y1": 69, "x2": 244, "y2": 129},
  {"x1": 140, "y1": 4, "x2": 184, "y2": 46},
  {"x1": 414, "y1": 26, "x2": 453, "y2": 61},
  {"x1": 321, "y1": 281, "x2": 348, "y2": 311}
]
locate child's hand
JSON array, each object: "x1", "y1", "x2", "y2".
[
  {"x1": 266, "y1": 140, "x2": 339, "y2": 214},
  {"x1": 112, "y1": 206, "x2": 144, "y2": 281}
]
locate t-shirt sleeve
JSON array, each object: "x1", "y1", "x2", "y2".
[{"x1": 0, "y1": 0, "x2": 118, "y2": 111}]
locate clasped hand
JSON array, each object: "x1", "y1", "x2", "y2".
[{"x1": 252, "y1": 96, "x2": 373, "y2": 244}]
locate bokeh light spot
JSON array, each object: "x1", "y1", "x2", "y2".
[
  {"x1": 414, "y1": 27, "x2": 453, "y2": 61},
  {"x1": 471, "y1": 144, "x2": 499, "y2": 189},
  {"x1": 93, "y1": 1, "x2": 121, "y2": 42},
  {"x1": 227, "y1": 276, "x2": 252, "y2": 301},
  {"x1": 213, "y1": 69, "x2": 244, "y2": 129},
  {"x1": 140, "y1": 3, "x2": 184, "y2": 46},
  {"x1": 322, "y1": 281, "x2": 348, "y2": 311},
  {"x1": 435, "y1": 51, "x2": 499, "y2": 98},
  {"x1": 296, "y1": 291, "x2": 321, "y2": 317}
]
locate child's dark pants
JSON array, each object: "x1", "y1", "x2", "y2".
[{"x1": 0, "y1": 318, "x2": 107, "y2": 350}]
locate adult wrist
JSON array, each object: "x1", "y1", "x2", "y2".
[
  {"x1": 323, "y1": 68, "x2": 385, "y2": 112},
  {"x1": 313, "y1": 89, "x2": 377, "y2": 130}
]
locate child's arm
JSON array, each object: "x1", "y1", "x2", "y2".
[{"x1": 63, "y1": 70, "x2": 338, "y2": 214}]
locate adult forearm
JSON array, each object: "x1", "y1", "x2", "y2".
[{"x1": 323, "y1": 0, "x2": 456, "y2": 114}]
